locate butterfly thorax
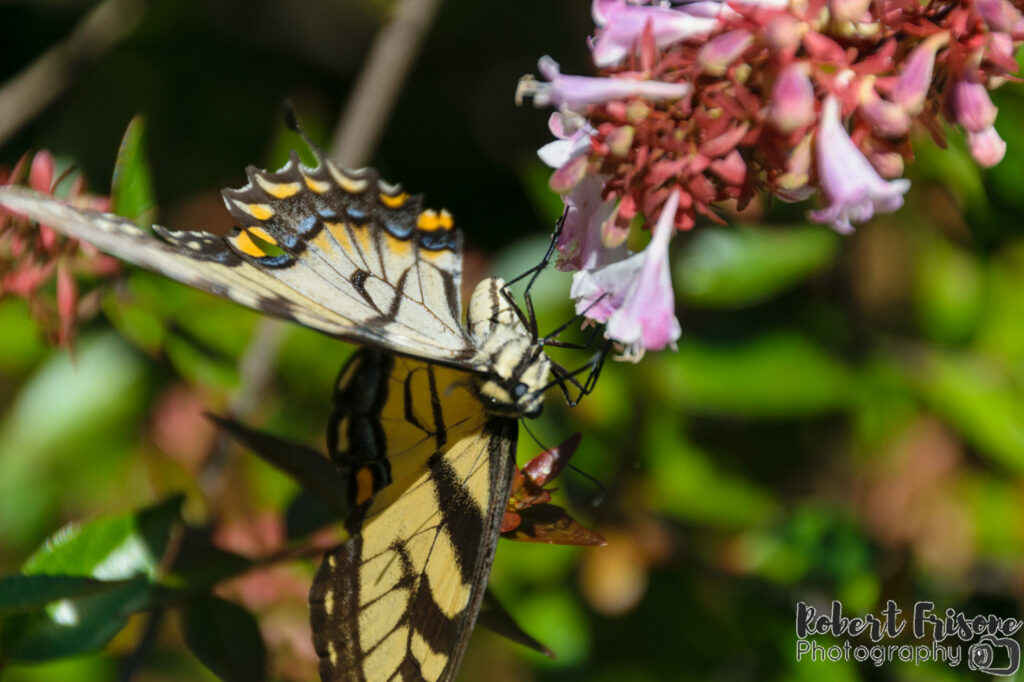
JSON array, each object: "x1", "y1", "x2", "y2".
[{"x1": 467, "y1": 277, "x2": 550, "y2": 419}]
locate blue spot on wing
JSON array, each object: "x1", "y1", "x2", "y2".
[
  {"x1": 297, "y1": 214, "x2": 318, "y2": 235},
  {"x1": 384, "y1": 218, "x2": 414, "y2": 239}
]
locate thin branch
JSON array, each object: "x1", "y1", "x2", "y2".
[
  {"x1": 329, "y1": 0, "x2": 446, "y2": 167},
  {"x1": 0, "y1": 0, "x2": 144, "y2": 148}
]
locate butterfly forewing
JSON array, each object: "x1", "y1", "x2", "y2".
[
  {"x1": 0, "y1": 155, "x2": 478, "y2": 367},
  {"x1": 311, "y1": 350, "x2": 517, "y2": 682}
]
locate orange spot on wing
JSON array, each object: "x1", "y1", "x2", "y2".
[
  {"x1": 379, "y1": 192, "x2": 409, "y2": 209},
  {"x1": 246, "y1": 203, "x2": 274, "y2": 221},
  {"x1": 231, "y1": 230, "x2": 267, "y2": 258},
  {"x1": 247, "y1": 226, "x2": 278, "y2": 245},
  {"x1": 417, "y1": 209, "x2": 454, "y2": 232},
  {"x1": 355, "y1": 467, "x2": 376, "y2": 505}
]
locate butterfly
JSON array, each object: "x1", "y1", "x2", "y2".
[{"x1": 0, "y1": 128, "x2": 574, "y2": 681}]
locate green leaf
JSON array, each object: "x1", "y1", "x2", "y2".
[
  {"x1": 0, "y1": 333, "x2": 147, "y2": 547},
  {"x1": 673, "y1": 225, "x2": 839, "y2": 308},
  {"x1": 111, "y1": 114, "x2": 157, "y2": 225},
  {"x1": 478, "y1": 590, "x2": 552, "y2": 657},
  {"x1": 0, "y1": 576, "x2": 150, "y2": 661},
  {"x1": 913, "y1": 234, "x2": 983, "y2": 344},
  {"x1": 211, "y1": 415, "x2": 350, "y2": 518},
  {"x1": 23, "y1": 495, "x2": 184, "y2": 580},
  {"x1": 644, "y1": 418, "x2": 779, "y2": 528},
  {"x1": 0, "y1": 575, "x2": 125, "y2": 614},
  {"x1": 648, "y1": 332, "x2": 854, "y2": 417},
  {"x1": 909, "y1": 348, "x2": 1024, "y2": 474},
  {"x1": 285, "y1": 490, "x2": 337, "y2": 541},
  {"x1": 182, "y1": 595, "x2": 267, "y2": 682}
]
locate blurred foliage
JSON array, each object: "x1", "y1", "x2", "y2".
[{"x1": 2, "y1": 0, "x2": 1024, "y2": 681}]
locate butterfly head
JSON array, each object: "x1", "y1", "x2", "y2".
[{"x1": 468, "y1": 278, "x2": 551, "y2": 419}]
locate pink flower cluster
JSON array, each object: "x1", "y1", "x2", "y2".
[
  {"x1": 0, "y1": 151, "x2": 118, "y2": 347},
  {"x1": 519, "y1": 0, "x2": 1022, "y2": 358}
]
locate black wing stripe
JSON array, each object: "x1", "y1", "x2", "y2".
[{"x1": 309, "y1": 352, "x2": 517, "y2": 682}]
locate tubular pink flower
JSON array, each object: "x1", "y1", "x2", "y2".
[
  {"x1": 590, "y1": 0, "x2": 720, "y2": 67},
  {"x1": 697, "y1": 29, "x2": 754, "y2": 76},
  {"x1": 538, "y1": 112, "x2": 595, "y2": 169},
  {"x1": 891, "y1": 33, "x2": 946, "y2": 115},
  {"x1": 769, "y1": 63, "x2": 816, "y2": 133},
  {"x1": 946, "y1": 77, "x2": 998, "y2": 132},
  {"x1": 967, "y1": 125, "x2": 1007, "y2": 167},
  {"x1": 976, "y1": 0, "x2": 1023, "y2": 32},
  {"x1": 555, "y1": 175, "x2": 625, "y2": 272},
  {"x1": 858, "y1": 89, "x2": 912, "y2": 137},
  {"x1": 523, "y1": 57, "x2": 691, "y2": 111},
  {"x1": 809, "y1": 97, "x2": 911, "y2": 233},
  {"x1": 570, "y1": 189, "x2": 682, "y2": 360}
]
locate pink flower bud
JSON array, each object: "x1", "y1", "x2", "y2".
[
  {"x1": 968, "y1": 125, "x2": 1006, "y2": 167},
  {"x1": 769, "y1": 63, "x2": 816, "y2": 133},
  {"x1": 56, "y1": 259, "x2": 77, "y2": 327},
  {"x1": 976, "y1": 0, "x2": 1022, "y2": 32},
  {"x1": 710, "y1": 150, "x2": 748, "y2": 186},
  {"x1": 550, "y1": 154, "x2": 590, "y2": 193},
  {"x1": 830, "y1": 0, "x2": 871, "y2": 21},
  {"x1": 697, "y1": 30, "x2": 754, "y2": 77},
  {"x1": 764, "y1": 14, "x2": 806, "y2": 53},
  {"x1": 29, "y1": 151, "x2": 55, "y2": 194},
  {"x1": 858, "y1": 90, "x2": 912, "y2": 137},
  {"x1": 892, "y1": 33, "x2": 947, "y2": 115},
  {"x1": 777, "y1": 133, "x2": 814, "y2": 194},
  {"x1": 946, "y1": 77, "x2": 998, "y2": 132}
]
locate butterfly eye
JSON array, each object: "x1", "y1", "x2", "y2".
[{"x1": 512, "y1": 382, "x2": 529, "y2": 399}]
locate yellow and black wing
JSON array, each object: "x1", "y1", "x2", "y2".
[
  {"x1": 0, "y1": 152, "x2": 478, "y2": 367},
  {"x1": 310, "y1": 349, "x2": 517, "y2": 682}
]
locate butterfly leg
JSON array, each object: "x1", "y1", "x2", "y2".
[
  {"x1": 547, "y1": 340, "x2": 611, "y2": 407},
  {"x1": 505, "y1": 209, "x2": 568, "y2": 340}
]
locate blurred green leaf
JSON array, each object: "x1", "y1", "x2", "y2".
[
  {"x1": 22, "y1": 495, "x2": 184, "y2": 580},
  {"x1": 0, "y1": 334, "x2": 146, "y2": 547},
  {"x1": 674, "y1": 225, "x2": 839, "y2": 308},
  {"x1": 975, "y1": 241, "x2": 1024, "y2": 364},
  {"x1": 0, "y1": 299, "x2": 46, "y2": 373},
  {"x1": 909, "y1": 348, "x2": 1024, "y2": 473},
  {"x1": 211, "y1": 415, "x2": 350, "y2": 518},
  {"x1": 182, "y1": 595, "x2": 267, "y2": 682},
  {"x1": 0, "y1": 575, "x2": 124, "y2": 613},
  {"x1": 649, "y1": 332, "x2": 854, "y2": 417},
  {"x1": 645, "y1": 418, "x2": 779, "y2": 528},
  {"x1": 913, "y1": 234, "x2": 983, "y2": 344},
  {"x1": 0, "y1": 576, "x2": 151, "y2": 662},
  {"x1": 110, "y1": 115, "x2": 157, "y2": 225},
  {"x1": 910, "y1": 127, "x2": 990, "y2": 217}
]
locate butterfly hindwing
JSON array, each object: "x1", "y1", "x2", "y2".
[
  {"x1": 310, "y1": 349, "x2": 517, "y2": 682},
  {"x1": 0, "y1": 155, "x2": 478, "y2": 367}
]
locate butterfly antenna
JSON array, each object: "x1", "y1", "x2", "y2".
[
  {"x1": 521, "y1": 423, "x2": 606, "y2": 507},
  {"x1": 567, "y1": 463, "x2": 607, "y2": 508},
  {"x1": 521, "y1": 420, "x2": 549, "y2": 452}
]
